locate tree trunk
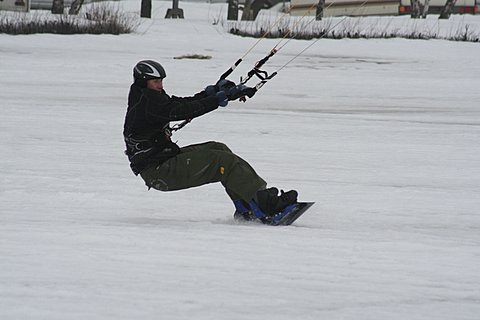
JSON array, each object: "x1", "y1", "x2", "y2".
[
  {"x1": 141, "y1": 0, "x2": 152, "y2": 18},
  {"x1": 421, "y1": 0, "x2": 430, "y2": 18},
  {"x1": 51, "y1": 0, "x2": 64, "y2": 14},
  {"x1": 439, "y1": 0, "x2": 457, "y2": 19},
  {"x1": 68, "y1": 0, "x2": 85, "y2": 15},
  {"x1": 227, "y1": 0, "x2": 239, "y2": 21},
  {"x1": 241, "y1": 0, "x2": 253, "y2": 21},
  {"x1": 316, "y1": 0, "x2": 325, "y2": 20},
  {"x1": 410, "y1": 0, "x2": 421, "y2": 18}
]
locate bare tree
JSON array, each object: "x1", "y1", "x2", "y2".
[
  {"x1": 410, "y1": 0, "x2": 422, "y2": 18},
  {"x1": 316, "y1": 0, "x2": 325, "y2": 20},
  {"x1": 51, "y1": 0, "x2": 64, "y2": 14},
  {"x1": 141, "y1": 0, "x2": 152, "y2": 18},
  {"x1": 421, "y1": 0, "x2": 430, "y2": 18},
  {"x1": 69, "y1": 0, "x2": 85, "y2": 15},
  {"x1": 227, "y1": 0, "x2": 239, "y2": 21},
  {"x1": 439, "y1": 0, "x2": 457, "y2": 19},
  {"x1": 241, "y1": 0, "x2": 253, "y2": 21}
]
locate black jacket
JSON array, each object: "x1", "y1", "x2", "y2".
[{"x1": 123, "y1": 82, "x2": 219, "y2": 175}]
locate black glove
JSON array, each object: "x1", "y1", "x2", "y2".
[
  {"x1": 205, "y1": 79, "x2": 236, "y2": 97},
  {"x1": 226, "y1": 84, "x2": 256, "y2": 101},
  {"x1": 205, "y1": 85, "x2": 216, "y2": 96},
  {"x1": 216, "y1": 79, "x2": 236, "y2": 92},
  {"x1": 215, "y1": 91, "x2": 228, "y2": 107}
]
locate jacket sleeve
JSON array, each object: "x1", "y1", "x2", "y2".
[
  {"x1": 143, "y1": 88, "x2": 219, "y2": 123},
  {"x1": 170, "y1": 90, "x2": 209, "y2": 102}
]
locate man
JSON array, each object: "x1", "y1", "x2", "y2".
[{"x1": 123, "y1": 60, "x2": 297, "y2": 223}]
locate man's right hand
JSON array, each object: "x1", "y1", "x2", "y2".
[
  {"x1": 205, "y1": 79, "x2": 236, "y2": 97},
  {"x1": 216, "y1": 79, "x2": 236, "y2": 92}
]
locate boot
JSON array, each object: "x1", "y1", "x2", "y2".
[
  {"x1": 232, "y1": 199, "x2": 255, "y2": 221},
  {"x1": 256, "y1": 187, "x2": 298, "y2": 216}
]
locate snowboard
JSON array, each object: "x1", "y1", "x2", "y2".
[
  {"x1": 234, "y1": 202, "x2": 315, "y2": 226},
  {"x1": 269, "y1": 202, "x2": 315, "y2": 226}
]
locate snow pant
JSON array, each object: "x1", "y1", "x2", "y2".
[{"x1": 140, "y1": 141, "x2": 267, "y2": 202}]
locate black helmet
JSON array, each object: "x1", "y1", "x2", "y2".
[{"x1": 133, "y1": 60, "x2": 166, "y2": 81}]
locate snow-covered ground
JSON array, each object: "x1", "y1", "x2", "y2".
[{"x1": 1, "y1": 1, "x2": 480, "y2": 319}]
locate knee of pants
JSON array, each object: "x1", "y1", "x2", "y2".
[
  {"x1": 140, "y1": 171, "x2": 170, "y2": 191},
  {"x1": 146, "y1": 178, "x2": 169, "y2": 191}
]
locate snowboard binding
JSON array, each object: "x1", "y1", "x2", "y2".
[{"x1": 233, "y1": 190, "x2": 314, "y2": 226}]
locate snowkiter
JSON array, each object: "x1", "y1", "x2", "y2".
[{"x1": 123, "y1": 60, "x2": 298, "y2": 222}]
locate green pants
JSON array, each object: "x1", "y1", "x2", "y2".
[{"x1": 140, "y1": 141, "x2": 266, "y2": 202}]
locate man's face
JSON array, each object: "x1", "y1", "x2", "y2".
[{"x1": 147, "y1": 78, "x2": 163, "y2": 92}]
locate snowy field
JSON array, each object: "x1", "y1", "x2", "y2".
[{"x1": 1, "y1": 1, "x2": 480, "y2": 319}]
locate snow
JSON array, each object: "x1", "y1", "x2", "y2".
[{"x1": 1, "y1": 1, "x2": 480, "y2": 319}]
